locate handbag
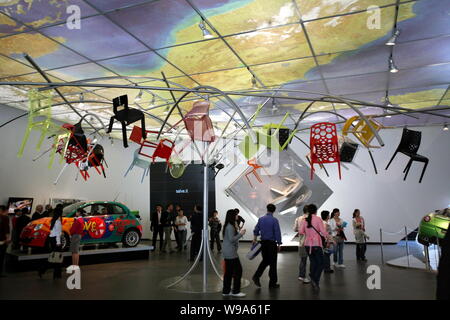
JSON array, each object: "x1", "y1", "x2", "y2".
[
  {"x1": 48, "y1": 251, "x2": 63, "y2": 264},
  {"x1": 246, "y1": 242, "x2": 262, "y2": 260},
  {"x1": 310, "y1": 225, "x2": 327, "y2": 249}
]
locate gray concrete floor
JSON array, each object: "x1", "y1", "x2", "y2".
[{"x1": 0, "y1": 242, "x2": 437, "y2": 300}]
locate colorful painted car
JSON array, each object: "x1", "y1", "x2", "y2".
[
  {"x1": 20, "y1": 201, "x2": 143, "y2": 250},
  {"x1": 417, "y1": 208, "x2": 450, "y2": 246}
]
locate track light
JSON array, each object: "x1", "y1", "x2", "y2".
[
  {"x1": 384, "y1": 96, "x2": 394, "y2": 118},
  {"x1": 271, "y1": 98, "x2": 278, "y2": 113},
  {"x1": 198, "y1": 21, "x2": 213, "y2": 39},
  {"x1": 149, "y1": 93, "x2": 156, "y2": 107},
  {"x1": 251, "y1": 75, "x2": 258, "y2": 89},
  {"x1": 135, "y1": 89, "x2": 143, "y2": 102},
  {"x1": 389, "y1": 56, "x2": 398, "y2": 73},
  {"x1": 386, "y1": 29, "x2": 400, "y2": 46},
  {"x1": 444, "y1": 124, "x2": 449, "y2": 131},
  {"x1": 79, "y1": 93, "x2": 84, "y2": 107}
]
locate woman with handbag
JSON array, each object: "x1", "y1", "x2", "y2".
[
  {"x1": 329, "y1": 208, "x2": 347, "y2": 268},
  {"x1": 38, "y1": 206, "x2": 63, "y2": 279},
  {"x1": 321, "y1": 210, "x2": 335, "y2": 274},
  {"x1": 353, "y1": 209, "x2": 369, "y2": 262},
  {"x1": 299, "y1": 204, "x2": 329, "y2": 292},
  {"x1": 222, "y1": 209, "x2": 246, "y2": 298}
]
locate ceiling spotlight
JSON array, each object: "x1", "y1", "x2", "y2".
[
  {"x1": 135, "y1": 89, "x2": 143, "y2": 102},
  {"x1": 251, "y1": 75, "x2": 258, "y2": 89},
  {"x1": 79, "y1": 93, "x2": 84, "y2": 107},
  {"x1": 384, "y1": 96, "x2": 394, "y2": 107},
  {"x1": 149, "y1": 93, "x2": 156, "y2": 107},
  {"x1": 389, "y1": 56, "x2": 398, "y2": 73},
  {"x1": 271, "y1": 98, "x2": 278, "y2": 113},
  {"x1": 386, "y1": 29, "x2": 401, "y2": 46},
  {"x1": 444, "y1": 124, "x2": 449, "y2": 131},
  {"x1": 198, "y1": 20, "x2": 213, "y2": 39}
]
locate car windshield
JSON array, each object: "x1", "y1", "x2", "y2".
[{"x1": 62, "y1": 202, "x2": 86, "y2": 217}]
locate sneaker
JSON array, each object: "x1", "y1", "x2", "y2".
[
  {"x1": 303, "y1": 278, "x2": 311, "y2": 284},
  {"x1": 336, "y1": 264, "x2": 346, "y2": 268},
  {"x1": 231, "y1": 292, "x2": 246, "y2": 298},
  {"x1": 311, "y1": 281, "x2": 320, "y2": 292},
  {"x1": 252, "y1": 276, "x2": 261, "y2": 288},
  {"x1": 269, "y1": 284, "x2": 280, "y2": 289},
  {"x1": 222, "y1": 292, "x2": 232, "y2": 297}
]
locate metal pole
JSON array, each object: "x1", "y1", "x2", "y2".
[
  {"x1": 404, "y1": 226, "x2": 410, "y2": 268},
  {"x1": 203, "y1": 141, "x2": 209, "y2": 292},
  {"x1": 424, "y1": 245, "x2": 431, "y2": 271},
  {"x1": 380, "y1": 228, "x2": 384, "y2": 265}
]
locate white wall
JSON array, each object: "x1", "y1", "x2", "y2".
[
  {"x1": 1, "y1": 105, "x2": 450, "y2": 243},
  {"x1": 0, "y1": 106, "x2": 151, "y2": 238},
  {"x1": 214, "y1": 125, "x2": 450, "y2": 243}
]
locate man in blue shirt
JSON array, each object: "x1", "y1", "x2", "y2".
[{"x1": 252, "y1": 204, "x2": 281, "y2": 289}]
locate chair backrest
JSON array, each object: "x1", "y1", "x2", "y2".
[
  {"x1": 342, "y1": 115, "x2": 382, "y2": 147},
  {"x1": 184, "y1": 100, "x2": 215, "y2": 142},
  {"x1": 28, "y1": 89, "x2": 52, "y2": 122},
  {"x1": 310, "y1": 122, "x2": 339, "y2": 164},
  {"x1": 112, "y1": 95, "x2": 129, "y2": 114},
  {"x1": 397, "y1": 128, "x2": 421, "y2": 154}
]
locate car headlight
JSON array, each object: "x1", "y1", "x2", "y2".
[{"x1": 34, "y1": 224, "x2": 43, "y2": 231}]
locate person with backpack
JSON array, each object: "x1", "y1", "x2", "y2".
[
  {"x1": 299, "y1": 204, "x2": 329, "y2": 292},
  {"x1": 70, "y1": 208, "x2": 85, "y2": 266}
]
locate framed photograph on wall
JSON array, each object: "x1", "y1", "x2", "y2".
[
  {"x1": 7, "y1": 197, "x2": 34, "y2": 214},
  {"x1": 49, "y1": 198, "x2": 86, "y2": 209}
]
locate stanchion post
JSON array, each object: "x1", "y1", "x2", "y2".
[
  {"x1": 404, "y1": 226, "x2": 410, "y2": 268},
  {"x1": 202, "y1": 141, "x2": 209, "y2": 293},
  {"x1": 380, "y1": 228, "x2": 384, "y2": 265}
]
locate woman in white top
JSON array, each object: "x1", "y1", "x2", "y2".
[
  {"x1": 38, "y1": 205, "x2": 63, "y2": 279},
  {"x1": 329, "y1": 208, "x2": 347, "y2": 268},
  {"x1": 175, "y1": 210, "x2": 188, "y2": 252}
]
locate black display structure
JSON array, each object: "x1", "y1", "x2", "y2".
[{"x1": 150, "y1": 163, "x2": 216, "y2": 218}]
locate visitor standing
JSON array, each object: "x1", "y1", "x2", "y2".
[
  {"x1": 353, "y1": 209, "x2": 368, "y2": 261},
  {"x1": 252, "y1": 204, "x2": 281, "y2": 289},
  {"x1": 321, "y1": 210, "x2": 334, "y2": 274},
  {"x1": 31, "y1": 205, "x2": 45, "y2": 221},
  {"x1": 161, "y1": 204, "x2": 175, "y2": 253},
  {"x1": 209, "y1": 210, "x2": 222, "y2": 253},
  {"x1": 150, "y1": 204, "x2": 164, "y2": 252},
  {"x1": 38, "y1": 206, "x2": 63, "y2": 279},
  {"x1": 329, "y1": 208, "x2": 346, "y2": 268},
  {"x1": 175, "y1": 209, "x2": 188, "y2": 252},
  {"x1": 222, "y1": 209, "x2": 246, "y2": 297},
  {"x1": 0, "y1": 205, "x2": 11, "y2": 277},
  {"x1": 70, "y1": 208, "x2": 84, "y2": 266},
  {"x1": 294, "y1": 205, "x2": 311, "y2": 283},
  {"x1": 299, "y1": 204, "x2": 329, "y2": 291}
]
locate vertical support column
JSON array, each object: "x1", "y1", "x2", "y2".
[
  {"x1": 404, "y1": 226, "x2": 410, "y2": 268},
  {"x1": 202, "y1": 141, "x2": 209, "y2": 292},
  {"x1": 380, "y1": 228, "x2": 384, "y2": 265}
]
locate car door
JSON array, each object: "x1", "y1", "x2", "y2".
[
  {"x1": 80, "y1": 204, "x2": 112, "y2": 243},
  {"x1": 108, "y1": 204, "x2": 128, "y2": 241}
]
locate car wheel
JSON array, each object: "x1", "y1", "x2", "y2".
[
  {"x1": 417, "y1": 235, "x2": 429, "y2": 246},
  {"x1": 122, "y1": 229, "x2": 140, "y2": 247},
  {"x1": 61, "y1": 233, "x2": 71, "y2": 251}
]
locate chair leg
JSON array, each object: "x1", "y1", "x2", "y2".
[
  {"x1": 310, "y1": 163, "x2": 314, "y2": 180},
  {"x1": 107, "y1": 117, "x2": 115, "y2": 134},
  {"x1": 337, "y1": 161, "x2": 342, "y2": 180},
  {"x1": 121, "y1": 121, "x2": 128, "y2": 148},
  {"x1": 140, "y1": 116, "x2": 147, "y2": 140},
  {"x1": 403, "y1": 159, "x2": 413, "y2": 173},
  {"x1": 385, "y1": 150, "x2": 398, "y2": 170},
  {"x1": 419, "y1": 160, "x2": 428, "y2": 183},
  {"x1": 368, "y1": 150, "x2": 378, "y2": 174},
  {"x1": 404, "y1": 159, "x2": 413, "y2": 181},
  {"x1": 18, "y1": 128, "x2": 32, "y2": 158}
]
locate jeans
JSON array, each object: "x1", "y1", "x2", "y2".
[
  {"x1": 298, "y1": 247, "x2": 308, "y2": 278},
  {"x1": 162, "y1": 227, "x2": 174, "y2": 252},
  {"x1": 253, "y1": 240, "x2": 278, "y2": 286},
  {"x1": 223, "y1": 258, "x2": 243, "y2": 294},
  {"x1": 152, "y1": 225, "x2": 164, "y2": 251},
  {"x1": 305, "y1": 246, "x2": 324, "y2": 284},
  {"x1": 333, "y1": 241, "x2": 344, "y2": 265},
  {"x1": 356, "y1": 243, "x2": 367, "y2": 260},
  {"x1": 177, "y1": 230, "x2": 187, "y2": 250},
  {"x1": 190, "y1": 231, "x2": 202, "y2": 261},
  {"x1": 210, "y1": 230, "x2": 221, "y2": 252}
]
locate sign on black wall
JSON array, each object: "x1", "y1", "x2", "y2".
[{"x1": 149, "y1": 163, "x2": 216, "y2": 218}]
